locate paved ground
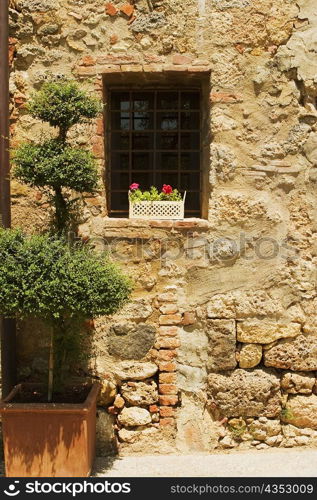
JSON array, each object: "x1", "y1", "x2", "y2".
[{"x1": 93, "y1": 449, "x2": 317, "y2": 477}]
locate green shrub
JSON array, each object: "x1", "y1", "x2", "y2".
[
  {"x1": 13, "y1": 140, "x2": 98, "y2": 193},
  {"x1": 12, "y1": 81, "x2": 101, "y2": 235},
  {"x1": 27, "y1": 81, "x2": 100, "y2": 135},
  {"x1": 0, "y1": 228, "x2": 132, "y2": 398},
  {"x1": 0, "y1": 229, "x2": 132, "y2": 319}
]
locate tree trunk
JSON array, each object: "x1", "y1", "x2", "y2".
[{"x1": 54, "y1": 186, "x2": 67, "y2": 235}]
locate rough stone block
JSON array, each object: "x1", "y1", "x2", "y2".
[
  {"x1": 178, "y1": 329, "x2": 208, "y2": 368},
  {"x1": 207, "y1": 319, "x2": 237, "y2": 371},
  {"x1": 118, "y1": 426, "x2": 158, "y2": 443},
  {"x1": 178, "y1": 364, "x2": 207, "y2": 392},
  {"x1": 238, "y1": 344, "x2": 262, "y2": 369},
  {"x1": 97, "y1": 380, "x2": 117, "y2": 406},
  {"x1": 249, "y1": 418, "x2": 281, "y2": 441},
  {"x1": 237, "y1": 320, "x2": 301, "y2": 344},
  {"x1": 208, "y1": 369, "x2": 281, "y2": 418},
  {"x1": 96, "y1": 409, "x2": 117, "y2": 456},
  {"x1": 118, "y1": 407, "x2": 151, "y2": 427},
  {"x1": 108, "y1": 323, "x2": 156, "y2": 360},
  {"x1": 114, "y1": 361, "x2": 158, "y2": 381},
  {"x1": 264, "y1": 335, "x2": 317, "y2": 371},
  {"x1": 281, "y1": 372, "x2": 315, "y2": 394},
  {"x1": 282, "y1": 394, "x2": 317, "y2": 429},
  {"x1": 121, "y1": 380, "x2": 158, "y2": 407}
]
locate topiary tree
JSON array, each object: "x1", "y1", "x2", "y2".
[
  {"x1": 0, "y1": 228, "x2": 132, "y2": 401},
  {"x1": 12, "y1": 81, "x2": 101, "y2": 235}
]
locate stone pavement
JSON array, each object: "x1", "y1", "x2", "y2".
[{"x1": 93, "y1": 449, "x2": 317, "y2": 477}]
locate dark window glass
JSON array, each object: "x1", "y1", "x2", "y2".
[
  {"x1": 156, "y1": 172, "x2": 178, "y2": 188},
  {"x1": 132, "y1": 171, "x2": 152, "y2": 190},
  {"x1": 112, "y1": 92, "x2": 130, "y2": 111},
  {"x1": 180, "y1": 133, "x2": 200, "y2": 150},
  {"x1": 157, "y1": 92, "x2": 178, "y2": 109},
  {"x1": 157, "y1": 112, "x2": 178, "y2": 130},
  {"x1": 181, "y1": 172, "x2": 200, "y2": 190},
  {"x1": 181, "y1": 112, "x2": 200, "y2": 130},
  {"x1": 111, "y1": 112, "x2": 130, "y2": 130},
  {"x1": 133, "y1": 92, "x2": 154, "y2": 110},
  {"x1": 108, "y1": 90, "x2": 201, "y2": 216},
  {"x1": 132, "y1": 133, "x2": 154, "y2": 150},
  {"x1": 132, "y1": 153, "x2": 153, "y2": 171},
  {"x1": 111, "y1": 133, "x2": 129, "y2": 150},
  {"x1": 157, "y1": 133, "x2": 178, "y2": 150},
  {"x1": 181, "y1": 152, "x2": 200, "y2": 170},
  {"x1": 181, "y1": 92, "x2": 200, "y2": 110},
  {"x1": 111, "y1": 192, "x2": 129, "y2": 211},
  {"x1": 156, "y1": 153, "x2": 178, "y2": 171},
  {"x1": 111, "y1": 172, "x2": 130, "y2": 190},
  {"x1": 111, "y1": 153, "x2": 129, "y2": 170}
]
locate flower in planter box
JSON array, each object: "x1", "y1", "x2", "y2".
[
  {"x1": 162, "y1": 184, "x2": 173, "y2": 195},
  {"x1": 129, "y1": 184, "x2": 182, "y2": 202}
]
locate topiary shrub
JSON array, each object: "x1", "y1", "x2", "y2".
[
  {"x1": 12, "y1": 81, "x2": 101, "y2": 236},
  {"x1": 0, "y1": 228, "x2": 132, "y2": 401}
]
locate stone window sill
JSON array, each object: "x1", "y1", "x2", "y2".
[{"x1": 104, "y1": 218, "x2": 210, "y2": 230}]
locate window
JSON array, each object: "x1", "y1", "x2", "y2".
[{"x1": 107, "y1": 89, "x2": 201, "y2": 217}]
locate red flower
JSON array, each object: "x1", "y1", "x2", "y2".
[
  {"x1": 129, "y1": 183, "x2": 140, "y2": 191},
  {"x1": 162, "y1": 184, "x2": 173, "y2": 194}
]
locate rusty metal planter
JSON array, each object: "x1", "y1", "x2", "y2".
[{"x1": 0, "y1": 382, "x2": 100, "y2": 477}]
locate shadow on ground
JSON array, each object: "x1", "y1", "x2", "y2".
[{"x1": 92, "y1": 456, "x2": 118, "y2": 476}]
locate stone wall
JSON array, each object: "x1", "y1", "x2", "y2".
[{"x1": 8, "y1": 0, "x2": 317, "y2": 454}]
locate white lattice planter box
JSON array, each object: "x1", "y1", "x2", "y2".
[{"x1": 129, "y1": 192, "x2": 186, "y2": 220}]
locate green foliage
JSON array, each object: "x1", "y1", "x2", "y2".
[
  {"x1": 27, "y1": 81, "x2": 101, "y2": 132},
  {"x1": 228, "y1": 420, "x2": 247, "y2": 440},
  {"x1": 13, "y1": 139, "x2": 99, "y2": 193},
  {"x1": 0, "y1": 228, "x2": 132, "y2": 321},
  {"x1": 280, "y1": 407, "x2": 294, "y2": 421},
  {"x1": 130, "y1": 186, "x2": 182, "y2": 203},
  {"x1": 12, "y1": 80, "x2": 102, "y2": 235},
  {"x1": 0, "y1": 228, "x2": 132, "y2": 395}
]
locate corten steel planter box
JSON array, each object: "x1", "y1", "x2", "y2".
[{"x1": 0, "y1": 382, "x2": 100, "y2": 477}]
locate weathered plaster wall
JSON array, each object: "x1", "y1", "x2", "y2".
[{"x1": 8, "y1": 0, "x2": 317, "y2": 454}]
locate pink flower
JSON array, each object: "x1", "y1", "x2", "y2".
[
  {"x1": 129, "y1": 183, "x2": 140, "y2": 191},
  {"x1": 162, "y1": 184, "x2": 173, "y2": 195}
]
